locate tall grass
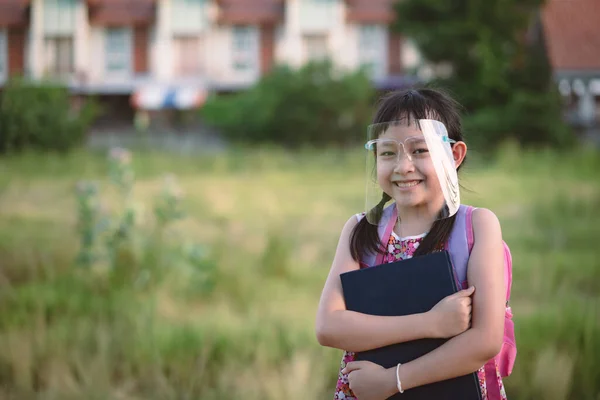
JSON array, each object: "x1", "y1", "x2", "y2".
[{"x1": 0, "y1": 145, "x2": 599, "y2": 399}]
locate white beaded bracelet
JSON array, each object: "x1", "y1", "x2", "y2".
[{"x1": 396, "y1": 363, "x2": 404, "y2": 394}]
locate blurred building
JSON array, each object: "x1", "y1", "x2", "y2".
[
  {"x1": 0, "y1": 0, "x2": 423, "y2": 114},
  {"x1": 0, "y1": 0, "x2": 598, "y2": 134},
  {"x1": 541, "y1": 0, "x2": 600, "y2": 139}
]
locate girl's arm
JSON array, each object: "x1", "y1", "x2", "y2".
[
  {"x1": 315, "y1": 216, "x2": 467, "y2": 352},
  {"x1": 382, "y1": 208, "x2": 506, "y2": 391}
]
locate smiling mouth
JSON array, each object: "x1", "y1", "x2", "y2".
[{"x1": 394, "y1": 180, "x2": 422, "y2": 188}]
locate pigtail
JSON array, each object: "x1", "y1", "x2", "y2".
[
  {"x1": 412, "y1": 213, "x2": 457, "y2": 257},
  {"x1": 350, "y1": 192, "x2": 391, "y2": 263}
]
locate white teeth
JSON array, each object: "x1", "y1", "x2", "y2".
[{"x1": 395, "y1": 181, "x2": 420, "y2": 188}]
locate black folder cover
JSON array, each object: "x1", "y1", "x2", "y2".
[{"x1": 340, "y1": 251, "x2": 482, "y2": 400}]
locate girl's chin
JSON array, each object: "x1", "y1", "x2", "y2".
[
  {"x1": 391, "y1": 187, "x2": 424, "y2": 200},
  {"x1": 392, "y1": 196, "x2": 423, "y2": 208}
]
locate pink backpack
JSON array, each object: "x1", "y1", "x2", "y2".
[{"x1": 359, "y1": 204, "x2": 516, "y2": 397}]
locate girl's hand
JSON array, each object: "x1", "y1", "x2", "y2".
[
  {"x1": 428, "y1": 286, "x2": 475, "y2": 338},
  {"x1": 341, "y1": 361, "x2": 397, "y2": 400}
]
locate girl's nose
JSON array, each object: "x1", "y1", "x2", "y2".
[{"x1": 393, "y1": 151, "x2": 415, "y2": 174}]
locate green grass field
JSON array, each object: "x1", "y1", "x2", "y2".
[{"x1": 0, "y1": 145, "x2": 599, "y2": 400}]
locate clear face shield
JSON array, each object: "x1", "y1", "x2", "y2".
[{"x1": 364, "y1": 119, "x2": 460, "y2": 225}]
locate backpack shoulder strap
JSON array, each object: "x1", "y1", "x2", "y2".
[
  {"x1": 375, "y1": 204, "x2": 397, "y2": 265},
  {"x1": 466, "y1": 205, "x2": 475, "y2": 252},
  {"x1": 504, "y1": 243, "x2": 513, "y2": 303},
  {"x1": 447, "y1": 205, "x2": 471, "y2": 287}
]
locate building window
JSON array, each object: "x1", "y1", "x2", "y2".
[
  {"x1": 232, "y1": 26, "x2": 256, "y2": 71},
  {"x1": 43, "y1": 0, "x2": 76, "y2": 79},
  {"x1": 304, "y1": 34, "x2": 328, "y2": 62},
  {"x1": 302, "y1": 0, "x2": 335, "y2": 6},
  {"x1": 401, "y1": 37, "x2": 423, "y2": 75},
  {"x1": 43, "y1": 36, "x2": 74, "y2": 78},
  {"x1": 174, "y1": 36, "x2": 202, "y2": 76},
  {"x1": 105, "y1": 28, "x2": 132, "y2": 75},
  {"x1": 171, "y1": 0, "x2": 207, "y2": 34},
  {"x1": 0, "y1": 30, "x2": 7, "y2": 82},
  {"x1": 358, "y1": 25, "x2": 386, "y2": 78},
  {"x1": 298, "y1": 0, "x2": 336, "y2": 33},
  {"x1": 44, "y1": 0, "x2": 76, "y2": 35}
]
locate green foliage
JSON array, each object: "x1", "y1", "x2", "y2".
[
  {"x1": 393, "y1": 0, "x2": 572, "y2": 150},
  {"x1": 73, "y1": 147, "x2": 213, "y2": 294},
  {"x1": 0, "y1": 147, "x2": 599, "y2": 399},
  {"x1": 260, "y1": 227, "x2": 293, "y2": 279},
  {"x1": 201, "y1": 61, "x2": 376, "y2": 147},
  {"x1": 464, "y1": 89, "x2": 572, "y2": 150},
  {"x1": 0, "y1": 78, "x2": 97, "y2": 154}
]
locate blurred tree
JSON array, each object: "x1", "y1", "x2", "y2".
[
  {"x1": 0, "y1": 79, "x2": 98, "y2": 154},
  {"x1": 200, "y1": 61, "x2": 375, "y2": 147},
  {"x1": 393, "y1": 0, "x2": 571, "y2": 150}
]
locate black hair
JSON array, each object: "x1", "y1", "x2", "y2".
[{"x1": 350, "y1": 88, "x2": 465, "y2": 262}]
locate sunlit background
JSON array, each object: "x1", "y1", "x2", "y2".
[{"x1": 0, "y1": 0, "x2": 599, "y2": 399}]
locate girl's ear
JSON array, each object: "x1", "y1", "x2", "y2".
[{"x1": 452, "y1": 141, "x2": 467, "y2": 168}]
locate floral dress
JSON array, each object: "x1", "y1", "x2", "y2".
[{"x1": 333, "y1": 231, "x2": 508, "y2": 400}]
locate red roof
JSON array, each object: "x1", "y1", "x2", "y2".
[
  {"x1": 0, "y1": 0, "x2": 29, "y2": 27},
  {"x1": 541, "y1": 0, "x2": 600, "y2": 70},
  {"x1": 345, "y1": 0, "x2": 396, "y2": 23},
  {"x1": 88, "y1": 0, "x2": 156, "y2": 26},
  {"x1": 216, "y1": 0, "x2": 283, "y2": 24}
]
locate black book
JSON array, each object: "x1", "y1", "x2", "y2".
[{"x1": 340, "y1": 251, "x2": 482, "y2": 400}]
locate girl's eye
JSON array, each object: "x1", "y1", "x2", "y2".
[
  {"x1": 379, "y1": 151, "x2": 396, "y2": 157},
  {"x1": 413, "y1": 147, "x2": 429, "y2": 155}
]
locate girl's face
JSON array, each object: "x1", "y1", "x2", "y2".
[{"x1": 375, "y1": 123, "x2": 447, "y2": 211}]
